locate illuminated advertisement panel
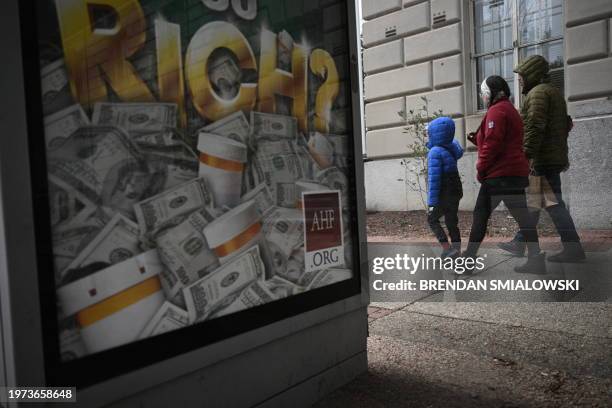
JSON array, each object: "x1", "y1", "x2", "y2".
[{"x1": 27, "y1": 0, "x2": 360, "y2": 381}]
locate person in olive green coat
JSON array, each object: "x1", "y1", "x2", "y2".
[{"x1": 498, "y1": 55, "x2": 586, "y2": 264}]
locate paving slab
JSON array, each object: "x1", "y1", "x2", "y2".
[
  {"x1": 403, "y1": 302, "x2": 612, "y2": 339},
  {"x1": 318, "y1": 242, "x2": 612, "y2": 407},
  {"x1": 369, "y1": 310, "x2": 612, "y2": 379},
  {"x1": 315, "y1": 335, "x2": 612, "y2": 408}
]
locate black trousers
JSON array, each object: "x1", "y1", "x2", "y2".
[
  {"x1": 466, "y1": 177, "x2": 540, "y2": 257},
  {"x1": 428, "y1": 201, "x2": 460, "y2": 244},
  {"x1": 515, "y1": 171, "x2": 581, "y2": 243},
  {"x1": 428, "y1": 173, "x2": 462, "y2": 244}
]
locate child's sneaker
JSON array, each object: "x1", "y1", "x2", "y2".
[{"x1": 441, "y1": 247, "x2": 460, "y2": 259}]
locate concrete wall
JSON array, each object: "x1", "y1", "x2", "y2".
[
  {"x1": 361, "y1": 0, "x2": 612, "y2": 229},
  {"x1": 106, "y1": 308, "x2": 368, "y2": 408},
  {"x1": 562, "y1": 0, "x2": 612, "y2": 229},
  {"x1": 564, "y1": 108, "x2": 612, "y2": 230}
]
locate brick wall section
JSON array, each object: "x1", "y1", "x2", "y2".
[
  {"x1": 361, "y1": 0, "x2": 466, "y2": 159},
  {"x1": 565, "y1": 0, "x2": 612, "y2": 108}
]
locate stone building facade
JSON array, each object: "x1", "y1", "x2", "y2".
[{"x1": 359, "y1": 0, "x2": 612, "y2": 229}]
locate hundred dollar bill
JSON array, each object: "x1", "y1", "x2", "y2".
[
  {"x1": 202, "y1": 110, "x2": 251, "y2": 146},
  {"x1": 47, "y1": 126, "x2": 148, "y2": 214},
  {"x1": 211, "y1": 280, "x2": 276, "y2": 319},
  {"x1": 62, "y1": 213, "x2": 141, "y2": 279},
  {"x1": 52, "y1": 206, "x2": 110, "y2": 280},
  {"x1": 145, "y1": 154, "x2": 199, "y2": 192},
  {"x1": 48, "y1": 174, "x2": 97, "y2": 230},
  {"x1": 134, "y1": 177, "x2": 214, "y2": 236},
  {"x1": 208, "y1": 52, "x2": 241, "y2": 100},
  {"x1": 40, "y1": 59, "x2": 73, "y2": 116},
  {"x1": 138, "y1": 301, "x2": 189, "y2": 339},
  {"x1": 183, "y1": 245, "x2": 263, "y2": 322},
  {"x1": 52, "y1": 224, "x2": 102, "y2": 283},
  {"x1": 298, "y1": 268, "x2": 352, "y2": 290},
  {"x1": 251, "y1": 140, "x2": 304, "y2": 199},
  {"x1": 240, "y1": 183, "x2": 274, "y2": 216},
  {"x1": 265, "y1": 275, "x2": 300, "y2": 299},
  {"x1": 155, "y1": 207, "x2": 220, "y2": 299},
  {"x1": 44, "y1": 104, "x2": 90, "y2": 152},
  {"x1": 262, "y1": 207, "x2": 304, "y2": 258},
  {"x1": 251, "y1": 111, "x2": 298, "y2": 142},
  {"x1": 92, "y1": 102, "x2": 178, "y2": 134}
]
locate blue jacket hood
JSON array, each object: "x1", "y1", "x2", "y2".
[{"x1": 427, "y1": 117, "x2": 456, "y2": 149}]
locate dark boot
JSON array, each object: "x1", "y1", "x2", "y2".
[
  {"x1": 548, "y1": 244, "x2": 586, "y2": 263},
  {"x1": 497, "y1": 237, "x2": 526, "y2": 257},
  {"x1": 514, "y1": 252, "x2": 547, "y2": 274}
]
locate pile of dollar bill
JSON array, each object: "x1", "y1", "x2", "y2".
[{"x1": 42, "y1": 58, "x2": 354, "y2": 360}]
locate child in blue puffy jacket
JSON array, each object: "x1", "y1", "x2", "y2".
[{"x1": 426, "y1": 117, "x2": 464, "y2": 258}]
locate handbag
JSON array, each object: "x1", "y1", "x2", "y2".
[{"x1": 526, "y1": 175, "x2": 558, "y2": 209}]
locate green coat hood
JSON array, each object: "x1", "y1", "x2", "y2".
[{"x1": 514, "y1": 55, "x2": 549, "y2": 93}]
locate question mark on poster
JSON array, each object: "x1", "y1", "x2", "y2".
[{"x1": 310, "y1": 49, "x2": 339, "y2": 134}]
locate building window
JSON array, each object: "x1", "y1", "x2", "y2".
[{"x1": 472, "y1": 0, "x2": 564, "y2": 111}]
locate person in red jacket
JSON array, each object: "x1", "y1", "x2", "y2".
[{"x1": 462, "y1": 76, "x2": 544, "y2": 274}]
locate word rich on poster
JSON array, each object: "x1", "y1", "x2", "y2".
[{"x1": 40, "y1": 0, "x2": 354, "y2": 360}]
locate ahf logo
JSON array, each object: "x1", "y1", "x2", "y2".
[{"x1": 302, "y1": 190, "x2": 344, "y2": 272}]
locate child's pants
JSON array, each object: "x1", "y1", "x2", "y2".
[
  {"x1": 428, "y1": 201, "x2": 461, "y2": 244},
  {"x1": 427, "y1": 173, "x2": 463, "y2": 245}
]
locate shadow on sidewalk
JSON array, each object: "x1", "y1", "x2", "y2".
[{"x1": 314, "y1": 369, "x2": 525, "y2": 408}]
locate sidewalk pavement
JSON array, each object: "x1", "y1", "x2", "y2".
[{"x1": 315, "y1": 240, "x2": 612, "y2": 407}]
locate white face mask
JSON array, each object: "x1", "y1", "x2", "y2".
[{"x1": 480, "y1": 79, "x2": 491, "y2": 106}]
